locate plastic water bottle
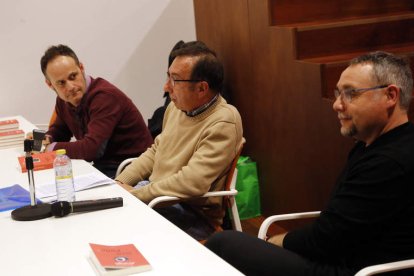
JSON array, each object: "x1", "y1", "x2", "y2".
[{"x1": 53, "y1": 149, "x2": 76, "y2": 202}]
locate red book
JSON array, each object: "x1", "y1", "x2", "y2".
[
  {"x1": 89, "y1": 243, "x2": 151, "y2": 275},
  {"x1": 0, "y1": 129, "x2": 24, "y2": 141},
  {"x1": 18, "y1": 151, "x2": 56, "y2": 172},
  {"x1": 0, "y1": 129, "x2": 25, "y2": 149},
  {"x1": 0, "y1": 119, "x2": 19, "y2": 131}
]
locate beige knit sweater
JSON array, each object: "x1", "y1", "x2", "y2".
[{"x1": 115, "y1": 95, "x2": 243, "y2": 226}]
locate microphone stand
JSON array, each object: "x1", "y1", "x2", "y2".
[
  {"x1": 26, "y1": 142, "x2": 36, "y2": 206},
  {"x1": 11, "y1": 140, "x2": 52, "y2": 221}
]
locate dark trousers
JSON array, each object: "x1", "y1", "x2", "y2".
[
  {"x1": 205, "y1": 231, "x2": 356, "y2": 276},
  {"x1": 155, "y1": 203, "x2": 215, "y2": 241}
]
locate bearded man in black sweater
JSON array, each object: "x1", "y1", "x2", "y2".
[{"x1": 205, "y1": 51, "x2": 414, "y2": 276}]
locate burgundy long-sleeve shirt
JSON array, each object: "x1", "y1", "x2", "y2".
[{"x1": 47, "y1": 77, "x2": 153, "y2": 168}]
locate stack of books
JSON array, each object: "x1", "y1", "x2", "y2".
[{"x1": 0, "y1": 119, "x2": 25, "y2": 149}]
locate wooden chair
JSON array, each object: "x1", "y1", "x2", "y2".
[
  {"x1": 258, "y1": 211, "x2": 414, "y2": 276},
  {"x1": 49, "y1": 109, "x2": 57, "y2": 127}
]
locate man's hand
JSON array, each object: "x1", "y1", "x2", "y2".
[
  {"x1": 267, "y1": 232, "x2": 288, "y2": 247},
  {"x1": 116, "y1": 180, "x2": 133, "y2": 191},
  {"x1": 25, "y1": 133, "x2": 51, "y2": 152},
  {"x1": 43, "y1": 136, "x2": 51, "y2": 148}
]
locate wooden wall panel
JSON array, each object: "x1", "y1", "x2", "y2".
[
  {"x1": 269, "y1": 0, "x2": 414, "y2": 26},
  {"x1": 295, "y1": 17, "x2": 414, "y2": 59},
  {"x1": 245, "y1": 1, "x2": 353, "y2": 214},
  {"x1": 194, "y1": 0, "x2": 256, "y2": 155},
  {"x1": 193, "y1": 0, "x2": 413, "y2": 216}
]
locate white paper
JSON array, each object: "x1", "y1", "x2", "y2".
[{"x1": 36, "y1": 172, "x2": 115, "y2": 199}]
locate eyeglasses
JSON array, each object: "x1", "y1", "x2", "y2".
[
  {"x1": 334, "y1": 85, "x2": 389, "y2": 102},
  {"x1": 166, "y1": 74, "x2": 203, "y2": 87}
]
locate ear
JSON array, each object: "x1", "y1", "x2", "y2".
[
  {"x1": 45, "y1": 78, "x2": 53, "y2": 89},
  {"x1": 79, "y1": 62, "x2": 85, "y2": 74},
  {"x1": 385, "y1": 85, "x2": 399, "y2": 107},
  {"x1": 198, "y1": 81, "x2": 209, "y2": 93}
]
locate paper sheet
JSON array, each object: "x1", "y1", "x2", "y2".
[{"x1": 36, "y1": 172, "x2": 115, "y2": 199}]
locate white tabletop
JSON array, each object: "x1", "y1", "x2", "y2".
[{"x1": 0, "y1": 116, "x2": 242, "y2": 276}]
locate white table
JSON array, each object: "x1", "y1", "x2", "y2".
[{"x1": 0, "y1": 116, "x2": 243, "y2": 275}]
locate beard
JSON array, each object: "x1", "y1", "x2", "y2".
[{"x1": 340, "y1": 124, "x2": 357, "y2": 137}]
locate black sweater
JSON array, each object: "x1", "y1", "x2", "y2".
[{"x1": 284, "y1": 122, "x2": 414, "y2": 274}]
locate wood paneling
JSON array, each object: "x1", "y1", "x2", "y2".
[
  {"x1": 269, "y1": 0, "x2": 414, "y2": 26},
  {"x1": 193, "y1": 0, "x2": 414, "y2": 216},
  {"x1": 295, "y1": 16, "x2": 414, "y2": 59}
]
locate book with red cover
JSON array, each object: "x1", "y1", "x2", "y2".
[
  {"x1": 0, "y1": 129, "x2": 24, "y2": 141},
  {"x1": 0, "y1": 129, "x2": 25, "y2": 149},
  {"x1": 89, "y1": 243, "x2": 151, "y2": 275},
  {"x1": 0, "y1": 119, "x2": 19, "y2": 131},
  {"x1": 18, "y1": 151, "x2": 56, "y2": 173}
]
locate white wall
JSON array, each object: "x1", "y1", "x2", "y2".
[{"x1": 0, "y1": 0, "x2": 196, "y2": 127}]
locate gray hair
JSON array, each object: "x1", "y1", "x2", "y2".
[{"x1": 350, "y1": 51, "x2": 413, "y2": 110}]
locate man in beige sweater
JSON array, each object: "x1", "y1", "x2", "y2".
[{"x1": 116, "y1": 41, "x2": 243, "y2": 240}]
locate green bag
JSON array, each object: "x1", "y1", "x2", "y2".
[{"x1": 235, "y1": 156, "x2": 261, "y2": 220}]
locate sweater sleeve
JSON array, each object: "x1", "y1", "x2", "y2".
[
  {"x1": 129, "y1": 121, "x2": 239, "y2": 203},
  {"x1": 114, "y1": 136, "x2": 158, "y2": 185},
  {"x1": 52, "y1": 92, "x2": 124, "y2": 161},
  {"x1": 283, "y1": 154, "x2": 406, "y2": 261},
  {"x1": 46, "y1": 103, "x2": 73, "y2": 143}
]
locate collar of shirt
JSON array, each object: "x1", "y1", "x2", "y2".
[{"x1": 185, "y1": 94, "x2": 219, "y2": 117}]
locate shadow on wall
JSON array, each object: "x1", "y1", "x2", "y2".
[{"x1": 114, "y1": 0, "x2": 196, "y2": 122}]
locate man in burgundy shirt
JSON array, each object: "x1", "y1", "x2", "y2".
[{"x1": 40, "y1": 44, "x2": 153, "y2": 178}]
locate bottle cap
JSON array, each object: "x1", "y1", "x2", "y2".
[{"x1": 56, "y1": 149, "x2": 66, "y2": 155}]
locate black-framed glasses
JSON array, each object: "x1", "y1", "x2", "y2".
[
  {"x1": 334, "y1": 85, "x2": 389, "y2": 102},
  {"x1": 166, "y1": 75, "x2": 203, "y2": 87}
]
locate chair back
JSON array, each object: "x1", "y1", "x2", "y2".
[
  {"x1": 115, "y1": 157, "x2": 138, "y2": 178},
  {"x1": 223, "y1": 139, "x2": 245, "y2": 204}
]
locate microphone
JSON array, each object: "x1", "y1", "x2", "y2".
[
  {"x1": 51, "y1": 197, "x2": 123, "y2": 217},
  {"x1": 32, "y1": 129, "x2": 46, "y2": 151}
]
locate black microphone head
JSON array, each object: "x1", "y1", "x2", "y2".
[
  {"x1": 24, "y1": 139, "x2": 34, "y2": 152},
  {"x1": 51, "y1": 201, "x2": 71, "y2": 217}
]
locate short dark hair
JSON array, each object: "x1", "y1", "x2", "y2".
[
  {"x1": 171, "y1": 41, "x2": 224, "y2": 93},
  {"x1": 168, "y1": 40, "x2": 185, "y2": 67},
  {"x1": 40, "y1": 44, "x2": 80, "y2": 77},
  {"x1": 350, "y1": 51, "x2": 413, "y2": 110}
]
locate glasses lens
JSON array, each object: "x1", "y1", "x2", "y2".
[
  {"x1": 166, "y1": 76, "x2": 174, "y2": 87},
  {"x1": 334, "y1": 89, "x2": 353, "y2": 102}
]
